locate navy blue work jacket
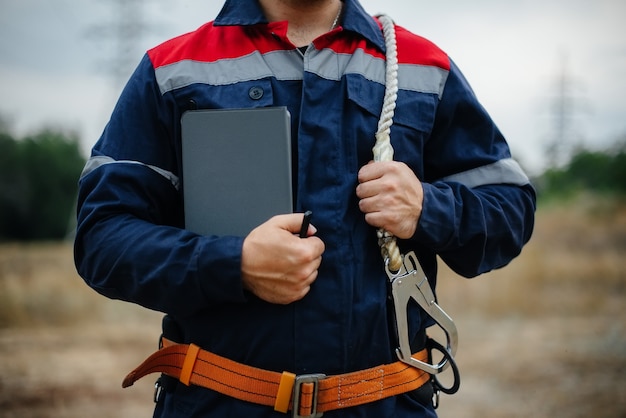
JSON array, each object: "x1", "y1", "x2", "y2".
[{"x1": 74, "y1": 0, "x2": 535, "y2": 416}]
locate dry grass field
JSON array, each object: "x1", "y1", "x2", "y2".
[{"x1": 1, "y1": 197, "x2": 625, "y2": 417}]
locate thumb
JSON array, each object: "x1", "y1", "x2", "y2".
[{"x1": 270, "y1": 213, "x2": 317, "y2": 236}]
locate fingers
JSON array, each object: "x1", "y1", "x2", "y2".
[
  {"x1": 356, "y1": 161, "x2": 423, "y2": 239},
  {"x1": 241, "y1": 214, "x2": 325, "y2": 305},
  {"x1": 245, "y1": 243, "x2": 323, "y2": 305},
  {"x1": 356, "y1": 160, "x2": 383, "y2": 185},
  {"x1": 357, "y1": 176, "x2": 400, "y2": 212},
  {"x1": 275, "y1": 260, "x2": 321, "y2": 305},
  {"x1": 356, "y1": 161, "x2": 400, "y2": 199}
]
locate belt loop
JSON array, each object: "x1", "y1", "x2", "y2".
[
  {"x1": 274, "y1": 371, "x2": 296, "y2": 413},
  {"x1": 180, "y1": 343, "x2": 201, "y2": 386},
  {"x1": 292, "y1": 374, "x2": 325, "y2": 418}
]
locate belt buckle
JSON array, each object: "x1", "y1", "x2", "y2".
[{"x1": 292, "y1": 373, "x2": 325, "y2": 418}]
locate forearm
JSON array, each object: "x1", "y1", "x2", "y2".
[
  {"x1": 414, "y1": 181, "x2": 536, "y2": 277},
  {"x1": 74, "y1": 165, "x2": 247, "y2": 316}
]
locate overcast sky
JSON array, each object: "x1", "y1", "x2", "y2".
[{"x1": 1, "y1": 0, "x2": 624, "y2": 174}]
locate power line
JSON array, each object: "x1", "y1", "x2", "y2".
[
  {"x1": 545, "y1": 51, "x2": 588, "y2": 168},
  {"x1": 87, "y1": 0, "x2": 156, "y2": 88}
]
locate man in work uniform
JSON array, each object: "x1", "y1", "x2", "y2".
[{"x1": 74, "y1": 0, "x2": 536, "y2": 416}]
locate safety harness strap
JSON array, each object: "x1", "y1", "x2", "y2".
[{"x1": 122, "y1": 339, "x2": 430, "y2": 415}]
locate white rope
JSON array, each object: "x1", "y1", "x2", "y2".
[{"x1": 373, "y1": 14, "x2": 403, "y2": 272}]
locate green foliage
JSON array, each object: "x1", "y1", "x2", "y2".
[
  {"x1": 0, "y1": 127, "x2": 86, "y2": 241},
  {"x1": 535, "y1": 139, "x2": 626, "y2": 201}
]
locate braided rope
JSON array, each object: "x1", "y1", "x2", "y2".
[{"x1": 373, "y1": 15, "x2": 403, "y2": 272}]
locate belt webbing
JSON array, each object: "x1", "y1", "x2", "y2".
[{"x1": 122, "y1": 339, "x2": 430, "y2": 415}]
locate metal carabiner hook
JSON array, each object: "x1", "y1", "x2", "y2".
[{"x1": 386, "y1": 251, "x2": 459, "y2": 376}]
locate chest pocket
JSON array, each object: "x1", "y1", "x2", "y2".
[
  {"x1": 180, "y1": 79, "x2": 276, "y2": 111},
  {"x1": 345, "y1": 75, "x2": 438, "y2": 178}
]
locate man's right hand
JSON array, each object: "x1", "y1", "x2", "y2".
[{"x1": 241, "y1": 214, "x2": 325, "y2": 304}]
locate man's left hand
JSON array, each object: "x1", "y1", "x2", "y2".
[{"x1": 356, "y1": 161, "x2": 423, "y2": 239}]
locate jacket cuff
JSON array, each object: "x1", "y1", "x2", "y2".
[
  {"x1": 195, "y1": 235, "x2": 248, "y2": 304},
  {"x1": 412, "y1": 182, "x2": 456, "y2": 249}
]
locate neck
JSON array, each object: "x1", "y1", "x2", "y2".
[{"x1": 259, "y1": 0, "x2": 343, "y2": 47}]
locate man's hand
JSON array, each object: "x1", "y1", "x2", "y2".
[
  {"x1": 241, "y1": 214, "x2": 325, "y2": 304},
  {"x1": 356, "y1": 161, "x2": 424, "y2": 239}
]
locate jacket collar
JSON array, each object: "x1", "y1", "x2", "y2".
[{"x1": 215, "y1": 0, "x2": 386, "y2": 53}]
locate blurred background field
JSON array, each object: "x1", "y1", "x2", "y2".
[{"x1": 0, "y1": 196, "x2": 624, "y2": 418}]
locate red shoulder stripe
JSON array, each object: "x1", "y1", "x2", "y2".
[
  {"x1": 316, "y1": 24, "x2": 449, "y2": 70},
  {"x1": 394, "y1": 25, "x2": 450, "y2": 70},
  {"x1": 148, "y1": 22, "x2": 291, "y2": 68}
]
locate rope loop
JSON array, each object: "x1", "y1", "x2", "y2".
[{"x1": 373, "y1": 15, "x2": 403, "y2": 272}]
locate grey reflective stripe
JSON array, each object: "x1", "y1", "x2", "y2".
[
  {"x1": 155, "y1": 51, "x2": 302, "y2": 94},
  {"x1": 155, "y1": 48, "x2": 448, "y2": 98},
  {"x1": 399, "y1": 64, "x2": 448, "y2": 97},
  {"x1": 314, "y1": 48, "x2": 447, "y2": 97},
  {"x1": 80, "y1": 155, "x2": 180, "y2": 190},
  {"x1": 340, "y1": 48, "x2": 448, "y2": 97},
  {"x1": 439, "y1": 158, "x2": 530, "y2": 188}
]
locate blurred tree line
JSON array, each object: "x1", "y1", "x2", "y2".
[
  {"x1": 534, "y1": 138, "x2": 626, "y2": 200},
  {"x1": 0, "y1": 124, "x2": 85, "y2": 241}
]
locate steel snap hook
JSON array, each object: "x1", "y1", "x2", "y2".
[{"x1": 386, "y1": 251, "x2": 459, "y2": 376}]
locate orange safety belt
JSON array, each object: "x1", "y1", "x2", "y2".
[{"x1": 123, "y1": 339, "x2": 430, "y2": 416}]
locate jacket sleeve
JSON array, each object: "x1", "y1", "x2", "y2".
[
  {"x1": 412, "y1": 59, "x2": 536, "y2": 277},
  {"x1": 74, "y1": 55, "x2": 247, "y2": 317}
]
